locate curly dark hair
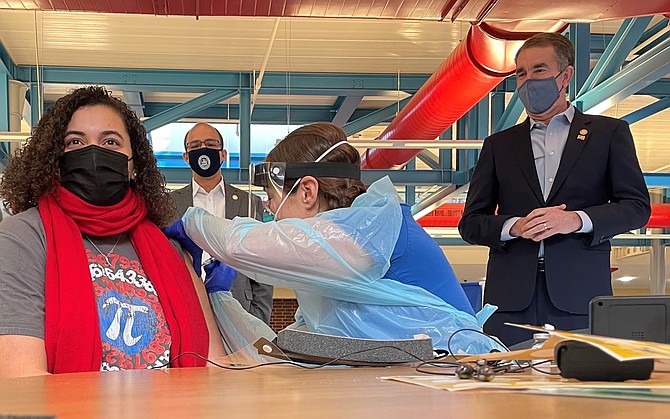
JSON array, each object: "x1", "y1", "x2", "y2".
[
  {"x1": 0, "y1": 86, "x2": 176, "y2": 227},
  {"x1": 266, "y1": 122, "x2": 366, "y2": 210}
]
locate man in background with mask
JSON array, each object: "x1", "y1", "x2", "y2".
[
  {"x1": 170, "y1": 122, "x2": 272, "y2": 325},
  {"x1": 458, "y1": 33, "x2": 650, "y2": 346}
]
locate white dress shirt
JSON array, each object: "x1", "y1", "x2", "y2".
[{"x1": 192, "y1": 178, "x2": 226, "y2": 276}]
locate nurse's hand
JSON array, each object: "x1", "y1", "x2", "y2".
[
  {"x1": 164, "y1": 218, "x2": 203, "y2": 276},
  {"x1": 204, "y1": 260, "x2": 237, "y2": 293}
]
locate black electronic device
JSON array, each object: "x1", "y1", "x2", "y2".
[
  {"x1": 253, "y1": 329, "x2": 434, "y2": 366},
  {"x1": 590, "y1": 295, "x2": 670, "y2": 343},
  {"x1": 554, "y1": 340, "x2": 654, "y2": 381}
]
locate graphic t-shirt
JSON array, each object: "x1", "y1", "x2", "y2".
[{"x1": 84, "y1": 233, "x2": 172, "y2": 371}]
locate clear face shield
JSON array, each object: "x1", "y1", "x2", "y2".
[
  {"x1": 249, "y1": 141, "x2": 360, "y2": 220},
  {"x1": 249, "y1": 162, "x2": 290, "y2": 219}
]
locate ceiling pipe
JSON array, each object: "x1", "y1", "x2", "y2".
[{"x1": 360, "y1": 23, "x2": 560, "y2": 169}]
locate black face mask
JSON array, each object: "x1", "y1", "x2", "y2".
[
  {"x1": 60, "y1": 146, "x2": 131, "y2": 206},
  {"x1": 188, "y1": 147, "x2": 221, "y2": 178}
]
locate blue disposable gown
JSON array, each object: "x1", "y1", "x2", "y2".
[{"x1": 183, "y1": 176, "x2": 501, "y2": 354}]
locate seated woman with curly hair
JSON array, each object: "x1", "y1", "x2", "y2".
[{"x1": 0, "y1": 86, "x2": 224, "y2": 378}]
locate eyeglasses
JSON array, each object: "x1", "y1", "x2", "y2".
[{"x1": 185, "y1": 139, "x2": 222, "y2": 151}]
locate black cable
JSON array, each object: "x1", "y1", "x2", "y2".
[
  {"x1": 147, "y1": 328, "x2": 562, "y2": 379},
  {"x1": 161, "y1": 343, "x2": 438, "y2": 371}
]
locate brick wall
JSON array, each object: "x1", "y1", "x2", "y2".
[{"x1": 270, "y1": 298, "x2": 299, "y2": 333}]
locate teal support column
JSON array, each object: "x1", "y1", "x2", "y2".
[
  {"x1": 405, "y1": 158, "x2": 416, "y2": 205},
  {"x1": 439, "y1": 127, "x2": 453, "y2": 171},
  {"x1": 491, "y1": 86, "x2": 505, "y2": 130},
  {"x1": 0, "y1": 74, "x2": 9, "y2": 164},
  {"x1": 29, "y1": 83, "x2": 41, "y2": 126},
  {"x1": 239, "y1": 77, "x2": 252, "y2": 174},
  {"x1": 455, "y1": 97, "x2": 488, "y2": 184},
  {"x1": 578, "y1": 17, "x2": 653, "y2": 96},
  {"x1": 568, "y1": 23, "x2": 590, "y2": 102}
]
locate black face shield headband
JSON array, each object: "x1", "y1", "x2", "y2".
[{"x1": 251, "y1": 162, "x2": 361, "y2": 190}]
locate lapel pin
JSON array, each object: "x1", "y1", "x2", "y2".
[
  {"x1": 232, "y1": 194, "x2": 239, "y2": 201},
  {"x1": 577, "y1": 129, "x2": 588, "y2": 141}
]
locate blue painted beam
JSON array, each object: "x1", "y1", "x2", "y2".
[
  {"x1": 494, "y1": 90, "x2": 524, "y2": 133},
  {"x1": 122, "y1": 91, "x2": 144, "y2": 118},
  {"x1": 239, "y1": 85, "x2": 251, "y2": 169},
  {"x1": 342, "y1": 96, "x2": 411, "y2": 136},
  {"x1": 632, "y1": 18, "x2": 670, "y2": 57},
  {"x1": 143, "y1": 89, "x2": 237, "y2": 132},
  {"x1": 644, "y1": 173, "x2": 670, "y2": 188},
  {"x1": 568, "y1": 23, "x2": 591, "y2": 102},
  {"x1": 16, "y1": 66, "x2": 429, "y2": 95},
  {"x1": 417, "y1": 150, "x2": 440, "y2": 170},
  {"x1": 621, "y1": 96, "x2": 670, "y2": 125},
  {"x1": 578, "y1": 17, "x2": 653, "y2": 97},
  {"x1": 575, "y1": 34, "x2": 670, "y2": 114},
  {"x1": 162, "y1": 165, "x2": 670, "y2": 189},
  {"x1": 331, "y1": 95, "x2": 363, "y2": 126},
  {"x1": 405, "y1": 159, "x2": 416, "y2": 205},
  {"x1": 259, "y1": 72, "x2": 427, "y2": 95},
  {"x1": 640, "y1": 79, "x2": 670, "y2": 96},
  {"x1": 29, "y1": 83, "x2": 41, "y2": 127},
  {"x1": 0, "y1": 73, "x2": 9, "y2": 164},
  {"x1": 490, "y1": 89, "x2": 505, "y2": 131},
  {"x1": 439, "y1": 128, "x2": 453, "y2": 171},
  {"x1": 141, "y1": 102, "x2": 379, "y2": 125},
  {"x1": 0, "y1": 42, "x2": 17, "y2": 78},
  {"x1": 0, "y1": 73, "x2": 8, "y2": 131},
  {"x1": 162, "y1": 167, "x2": 454, "y2": 186}
]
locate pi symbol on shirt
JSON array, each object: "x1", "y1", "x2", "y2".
[{"x1": 98, "y1": 291, "x2": 159, "y2": 354}]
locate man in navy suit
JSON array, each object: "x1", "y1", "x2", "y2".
[
  {"x1": 171, "y1": 123, "x2": 273, "y2": 325},
  {"x1": 458, "y1": 33, "x2": 650, "y2": 346}
]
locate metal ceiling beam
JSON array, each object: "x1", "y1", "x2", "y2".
[
  {"x1": 16, "y1": 66, "x2": 430, "y2": 95},
  {"x1": 331, "y1": 95, "x2": 363, "y2": 126},
  {"x1": 621, "y1": 96, "x2": 670, "y2": 125},
  {"x1": 410, "y1": 184, "x2": 465, "y2": 219},
  {"x1": 574, "y1": 34, "x2": 670, "y2": 114},
  {"x1": 568, "y1": 23, "x2": 591, "y2": 102},
  {"x1": 122, "y1": 91, "x2": 144, "y2": 118},
  {"x1": 629, "y1": 18, "x2": 670, "y2": 57},
  {"x1": 578, "y1": 17, "x2": 653, "y2": 97},
  {"x1": 142, "y1": 103, "x2": 379, "y2": 125},
  {"x1": 161, "y1": 167, "x2": 456, "y2": 186},
  {"x1": 0, "y1": 44, "x2": 16, "y2": 77},
  {"x1": 342, "y1": 97, "x2": 411, "y2": 136},
  {"x1": 142, "y1": 89, "x2": 237, "y2": 132},
  {"x1": 417, "y1": 150, "x2": 440, "y2": 170},
  {"x1": 493, "y1": 90, "x2": 524, "y2": 133}
]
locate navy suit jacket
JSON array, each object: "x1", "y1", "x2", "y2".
[
  {"x1": 458, "y1": 109, "x2": 650, "y2": 314},
  {"x1": 171, "y1": 181, "x2": 273, "y2": 325}
]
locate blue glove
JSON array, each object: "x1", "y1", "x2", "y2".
[
  {"x1": 203, "y1": 259, "x2": 238, "y2": 293},
  {"x1": 163, "y1": 218, "x2": 203, "y2": 276}
]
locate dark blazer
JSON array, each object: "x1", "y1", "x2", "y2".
[
  {"x1": 171, "y1": 181, "x2": 273, "y2": 325},
  {"x1": 458, "y1": 109, "x2": 650, "y2": 314}
]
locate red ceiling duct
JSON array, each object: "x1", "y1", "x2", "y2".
[{"x1": 360, "y1": 23, "x2": 534, "y2": 169}]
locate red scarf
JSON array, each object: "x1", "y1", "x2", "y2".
[{"x1": 38, "y1": 186, "x2": 209, "y2": 373}]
